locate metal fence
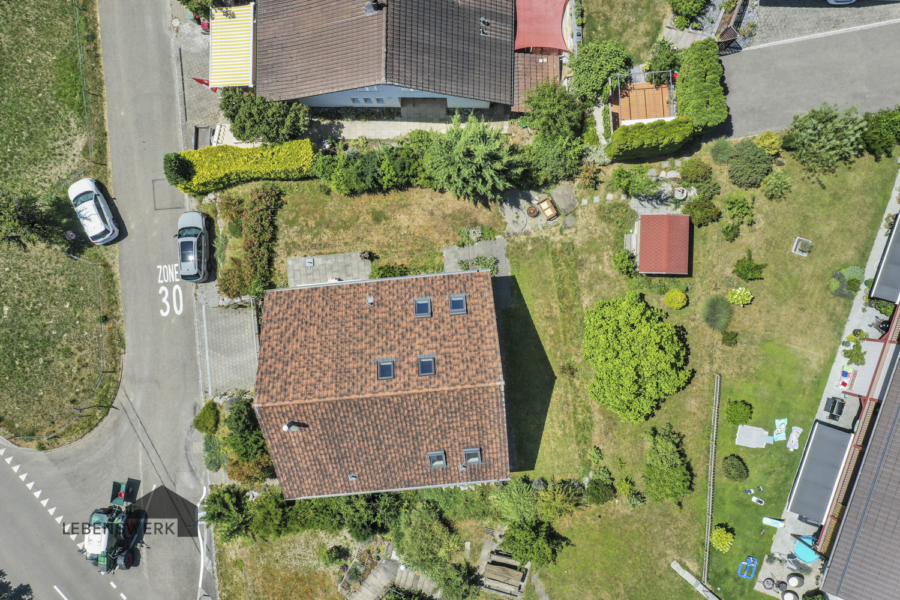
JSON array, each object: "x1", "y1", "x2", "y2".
[{"x1": 702, "y1": 374, "x2": 723, "y2": 584}]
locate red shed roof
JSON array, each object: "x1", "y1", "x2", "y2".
[
  {"x1": 638, "y1": 215, "x2": 691, "y2": 275},
  {"x1": 514, "y1": 0, "x2": 570, "y2": 52}
]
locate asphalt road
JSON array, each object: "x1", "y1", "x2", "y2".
[
  {"x1": 719, "y1": 22, "x2": 900, "y2": 138},
  {"x1": 0, "y1": 1, "x2": 212, "y2": 599}
]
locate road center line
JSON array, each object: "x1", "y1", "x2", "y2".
[
  {"x1": 53, "y1": 586, "x2": 70, "y2": 600},
  {"x1": 110, "y1": 581, "x2": 117, "y2": 588}
]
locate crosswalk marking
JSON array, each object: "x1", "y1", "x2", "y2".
[
  {"x1": 26, "y1": 481, "x2": 34, "y2": 489},
  {"x1": 33, "y1": 490, "x2": 41, "y2": 499},
  {"x1": 55, "y1": 516, "x2": 63, "y2": 523},
  {"x1": 4, "y1": 456, "x2": 11, "y2": 464},
  {"x1": 41, "y1": 499, "x2": 48, "y2": 507},
  {"x1": 18, "y1": 472, "x2": 26, "y2": 480},
  {"x1": 48, "y1": 506, "x2": 56, "y2": 514}
]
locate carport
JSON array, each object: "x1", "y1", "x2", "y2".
[{"x1": 786, "y1": 420, "x2": 853, "y2": 525}]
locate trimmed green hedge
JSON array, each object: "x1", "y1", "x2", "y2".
[
  {"x1": 175, "y1": 140, "x2": 315, "y2": 196},
  {"x1": 606, "y1": 117, "x2": 694, "y2": 160},
  {"x1": 676, "y1": 38, "x2": 728, "y2": 133}
]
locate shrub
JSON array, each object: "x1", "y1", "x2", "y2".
[
  {"x1": 722, "y1": 455, "x2": 749, "y2": 481},
  {"x1": 537, "y1": 484, "x2": 580, "y2": 522},
  {"x1": 725, "y1": 400, "x2": 753, "y2": 425},
  {"x1": 193, "y1": 401, "x2": 219, "y2": 434},
  {"x1": 612, "y1": 249, "x2": 638, "y2": 278},
  {"x1": 320, "y1": 545, "x2": 349, "y2": 567},
  {"x1": 711, "y1": 525, "x2": 734, "y2": 553},
  {"x1": 225, "y1": 398, "x2": 269, "y2": 462},
  {"x1": 710, "y1": 136, "x2": 734, "y2": 164},
  {"x1": 203, "y1": 434, "x2": 227, "y2": 471},
  {"x1": 584, "y1": 144, "x2": 611, "y2": 166},
  {"x1": 584, "y1": 115, "x2": 600, "y2": 146},
  {"x1": 202, "y1": 484, "x2": 251, "y2": 541},
  {"x1": 393, "y1": 502, "x2": 460, "y2": 579},
  {"x1": 570, "y1": 40, "x2": 632, "y2": 103},
  {"x1": 459, "y1": 255, "x2": 499, "y2": 277},
  {"x1": 175, "y1": 140, "x2": 315, "y2": 196},
  {"x1": 863, "y1": 107, "x2": 900, "y2": 160},
  {"x1": 669, "y1": 0, "x2": 705, "y2": 18},
  {"x1": 798, "y1": 239, "x2": 812, "y2": 253},
  {"x1": 227, "y1": 452, "x2": 276, "y2": 485},
  {"x1": 721, "y1": 221, "x2": 740, "y2": 242},
  {"x1": 843, "y1": 341, "x2": 866, "y2": 366},
  {"x1": 674, "y1": 15, "x2": 690, "y2": 29},
  {"x1": 583, "y1": 292, "x2": 691, "y2": 423},
  {"x1": 218, "y1": 194, "x2": 244, "y2": 222},
  {"x1": 664, "y1": 289, "x2": 687, "y2": 309},
  {"x1": 733, "y1": 249, "x2": 767, "y2": 281},
  {"x1": 584, "y1": 478, "x2": 616, "y2": 505},
  {"x1": 626, "y1": 489, "x2": 646, "y2": 508},
  {"x1": 721, "y1": 330, "x2": 738, "y2": 346},
  {"x1": 525, "y1": 82, "x2": 584, "y2": 142},
  {"x1": 680, "y1": 157, "x2": 713, "y2": 183},
  {"x1": 606, "y1": 117, "x2": 695, "y2": 160},
  {"x1": 841, "y1": 265, "x2": 865, "y2": 281},
  {"x1": 610, "y1": 165, "x2": 660, "y2": 197},
  {"x1": 761, "y1": 170, "x2": 791, "y2": 200},
  {"x1": 426, "y1": 113, "x2": 523, "y2": 202},
  {"x1": 328, "y1": 150, "x2": 383, "y2": 195},
  {"x1": 723, "y1": 191, "x2": 755, "y2": 224},
  {"x1": 491, "y1": 478, "x2": 539, "y2": 524},
  {"x1": 526, "y1": 137, "x2": 584, "y2": 187},
  {"x1": 753, "y1": 130, "x2": 782, "y2": 155},
  {"x1": 249, "y1": 487, "x2": 288, "y2": 540},
  {"x1": 682, "y1": 197, "x2": 721, "y2": 227},
  {"x1": 645, "y1": 37, "x2": 681, "y2": 84},
  {"x1": 693, "y1": 179, "x2": 721, "y2": 201},
  {"x1": 501, "y1": 519, "x2": 570, "y2": 567},
  {"x1": 876, "y1": 299, "x2": 896, "y2": 317},
  {"x1": 728, "y1": 139, "x2": 772, "y2": 188},
  {"x1": 702, "y1": 295, "x2": 732, "y2": 331},
  {"x1": 727, "y1": 287, "x2": 753, "y2": 306},
  {"x1": 219, "y1": 88, "x2": 310, "y2": 144},
  {"x1": 676, "y1": 39, "x2": 728, "y2": 133},
  {"x1": 371, "y1": 263, "x2": 411, "y2": 279},
  {"x1": 579, "y1": 161, "x2": 602, "y2": 188},
  {"x1": 643, "y1": 423, "x2": 692, "y2": 505},
  {"x1": 164, "y1": 152, "x2": 193, "y2": 186},
  {"x1": 783, "y1": 103, "x2": 867, "y2": 175}
]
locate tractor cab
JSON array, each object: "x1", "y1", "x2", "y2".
[{"x1": 82, "y1": 481, "x2": 146, "y2": 574}]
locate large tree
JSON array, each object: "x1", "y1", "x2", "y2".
[
  {"x1": 784, "y1": 103, "x2": 867, "y2": 175},
  {"x1": 570, "y1": 40, "x2": 632, "y2": 104},
  {"x1": 425, "y1": 113, "x2": 522, "y2": 203},
  {"x1": 582, "y1": 292, "x2": 691, "y2": 422}
]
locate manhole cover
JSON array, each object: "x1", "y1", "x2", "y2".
[{"x1": 171, "y1": 17, "x2": 182, "y2": 27}]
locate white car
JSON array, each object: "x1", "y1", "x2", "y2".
[{"x1": 67, "y1": 178, "x2": 119, "y2": 244}]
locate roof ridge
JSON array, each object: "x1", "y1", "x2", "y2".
[{"x1": 255, "y1": 380, "x2": 504, "y2": 408}]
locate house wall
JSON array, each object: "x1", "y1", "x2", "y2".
[{"x1": 298, "y1": 85, "x2": 491, "y2": 109}]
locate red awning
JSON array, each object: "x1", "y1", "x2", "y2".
[{"x1": 514, "y1": 0, "x2": 570, "y2": 52}]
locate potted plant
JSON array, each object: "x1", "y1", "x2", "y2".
[{"x1": 799, "y1": 239, "x2": 812, "y2": 253}]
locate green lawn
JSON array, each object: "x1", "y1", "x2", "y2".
[
  {"x1": 582, "y1": 0, "x2": 670, "y2": 63},
  {"x1": 502, "y1": 146, "x2": 899, "y2": 600},
  {"x1": 0, "y1": 0, "x2": 122, "y2": 447}
]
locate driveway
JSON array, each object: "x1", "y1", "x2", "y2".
[
  {"x1": 0, "y1": 0, "x2": 214, "y2": 598},
  {"x1": 719, "y1": 22, "x2": 900, "y2": 138},
  {"x1": 753, "y1": 0, "x2": 900, "y2": 46}
]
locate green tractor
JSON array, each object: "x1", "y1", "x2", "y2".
[{"x1": 82, "y1": 481, "x2": 146, "y2": 574}]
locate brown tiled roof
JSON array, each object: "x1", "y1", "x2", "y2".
[
  {"x1": 254, "y1": 271, "x2": 511, "y2": 499},
  {"x1": 511, "y1": 53, "x2": 561, "y2": 113},
  {"x1": 638, "y1": 214, "x2": 691, "y2": 275},
  {"x1": 823, "y1": 371, "x2": 900, "y2": 600},
  {"x1": 256, "y1": 0, "x2": 515, "y2": 104},
  {"x1": 255, "y1": 0, "x2": 386, "y2": 102}
]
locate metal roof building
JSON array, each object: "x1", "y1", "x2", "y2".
[
  {"x1": 786, "y1": 421, "x2": 853, "y2": 525},
  {"x1": 870, "y1": 219, "x2": 900, "y2": 303}
]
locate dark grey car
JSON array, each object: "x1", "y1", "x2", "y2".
[{"x1": 175, "y1": 211, "x2": 210, "y2": 283}]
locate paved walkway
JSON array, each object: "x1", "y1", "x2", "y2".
[
  {"x1": 719, "y1": 22, "x2": 900, "y2": 138},
  {"x1": 753, "y1": 0, "x2": 900, "y2": 46},
  {"x1": 312, "y1": 119, "x2": 509, "y2": 141},
  {"x1": 443, "y1": 237, "x2": 513, "y2": 309},
  {"x1": 286, "y1": 252, "x2": 372, "y2": 287},
  {"x1": 670, "y1": 561, "x2": 721, "y2": 600}
]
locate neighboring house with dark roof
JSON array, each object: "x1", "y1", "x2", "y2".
[
  {"x1": 253, "y1": 271, "x2": 511, "y2": 500},
  {"x1": 210, "y1": 0, "x2": 570, "y2": 111},
  {"x1": 635, "y1": 214, "x2": 691, "y2": 275}
]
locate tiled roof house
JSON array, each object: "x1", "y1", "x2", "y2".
[
  {"x1": 253, "y1": 271, "x2": 511, "y2": 500},
  {"x1": 210, "y1": 0, "x2": 566, "y2": 111},
  {"x1": 636, "y1": 214, "x2": 691, "y2": 275}
]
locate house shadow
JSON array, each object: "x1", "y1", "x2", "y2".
[{"x1": 499, "y1": 276, "x2": 555, "y2": 472}]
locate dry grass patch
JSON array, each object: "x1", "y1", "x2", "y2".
[
  {"x1": 582, "y1": 0, "x2": 670, "y2": 63},
  {"x1": 216, "y1": 529, "x2": 351, "y2": 600}
]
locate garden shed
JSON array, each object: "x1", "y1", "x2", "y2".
[
  {"x1": 636, "y1": 214, "x2": 691, "y2": 275},
  {"x1": 786, "y1": 420, "x2": 853, "y2": 525}
]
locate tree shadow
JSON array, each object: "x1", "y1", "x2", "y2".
[
  {"x1": 500, "y1": 276, "x2": 556, "y2": 472},
  {"x1": 40, "y1": 181, "x2": 129, "y2": 255},
  {"x1": 0, "y1": 570, "x2": 33, "y2": 600}
]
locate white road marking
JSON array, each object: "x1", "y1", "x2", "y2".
[
  {"x1": 18, "y1": 472, "x2": 26, "y2": 480},
  {"x1": 41, "y1": 499, "x2": 48, "y2": 507},
  {"x1": 34, "y1": 490, "x2": 41, "y2": 499},
  {"x1": 55, "y1": 516, "x2": 63, "y2": 523},
  {"x1": 197, "y1": 485, "x2": 208, "y2": 593},
  {"x1": 26, "y1": 481, "x2": 34, "y2": 489},
  {"x1": 76, "y1": 541, "x2": 85, "y2": 550},
  {"x1": 202, "y1": 304, "x2": 212, "y2": 394},
  {"x1": 744, "y1": 17, "x2": 900, "y2": 52},
  {"x1": 69, "y1": 534, "x2": 77, "y2": 541},
  {"x1": 110, "y1": 581, "x2": 117, "y2": 589},
  {"x1": 48, "y1": 507, "x2": 56, "y2": 515},
  {"x1": 0, "y1": 448, "x2": 5, "y2": 455},
  {"x1": 53, "y1": 585, "x2": 70, "y2": 600},
  {"x1": 120, "y1": 593, "x2": 128, "y2": 600},
  {"x1": 152, "y1": 484, "x2": 157, "y2": 491},
  {"x1": 4, "y1": 456, "x2": 11, "y2": 463},
  {"x1": 12, "y1": 464, "x2": 20, "y2": 472}
]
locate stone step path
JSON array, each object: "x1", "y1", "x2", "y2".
[
  {"x1": 351, "y1": 557, "x2": 399, "y2": 600},
  {"x1": 394, "y1": 566, "x2": 440, "y2": 598}
]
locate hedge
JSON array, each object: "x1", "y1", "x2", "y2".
[
  {"x1": 676, "y1": 38, "x2": 728, "y2": 133},
  {"x1": 175, "y1": 140, "x2": 315, "y2": 196},
  {"x1": 606, "y1": 117, "x2": 694, "y2": 160}
]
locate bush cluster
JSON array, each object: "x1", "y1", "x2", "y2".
[
  {"x1": 570, "y1": 40, "x2": 632, "y2": 104},
  {"x1": 702, "y1": 295, "x2": 732, "y2": 331},
  {"x1": 783, "y1": 103, "x2": 867, "y2": 175},
  {"x1": 725, "y1": 400, "x2": 753, "y2": 425},
  {"x1": 643, "y1": 423, "x2": 692, "y2": 505},
  {"x1": 710, "y1": 137, "x2": 734, "y2": 164},
  {"x1": 606, "y1": 117, "x2": 695, "y2": 160},
  {"x1": 676, "y1": 39, "x2": 728, "y2": 133},
  {"x1": 171, "y1": 140, "x2": 315, "y2": 196},
  {"x1": 682, "y1": 197, "x2": 720, "y2": 227},
  {"x1": 521, "y1": 82, "x2": 586, "y2": 187},
  {"x1": 863, "y1": 106, "x2": 900, "y2": 160},
  {"x1": 371, "y1": 263, "x2": 411, "y2": 279},
  {"x1": 611, "y1": 249, "x2": 638, "y2": 278},
  {"x1": 728, "y1": 139, "x2": 772, "y2": 188},
  {"x1": 753, "y1": 131, "x2": 782, "y2": 156},
  {"x1": 664, "y1": 289, "x2": 687, "y2": 309},
  {"x1": 220, "y1": 89, "x2": 311, "y2": 144},
  {"x1": 193, "y1": 401, "x2": 219, "y2": 434},
  {"x1": 761, "y1": 170, "x2": 791, "y2": 200},
  {"x1": 727, "y1": 287, "x2": 753, "y2": 306},
  {"x1": 722, "y1": 455, "x2": 749, "y2": 481},
  {"x1": 611, "y1": 165, "x2": 660, "y2": 197},
  {"x1": 217, "y1": 186, "x2": 285, "y2": 299},
  {"x1": 733, "y1": 249, "x2": 767, "y2": 281},
  {"x1": 645, "y1": 37, "x2": 681, "y2": 84},
  {"x1": 322, "y1": 145, "x2": 421, "y2": 195},
  {"x1": 669, "y1": 0, "x2": 705, "y2": 20},
  {"x1": 680, "y1": 157, "x2": 712, "y2": 183}
]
